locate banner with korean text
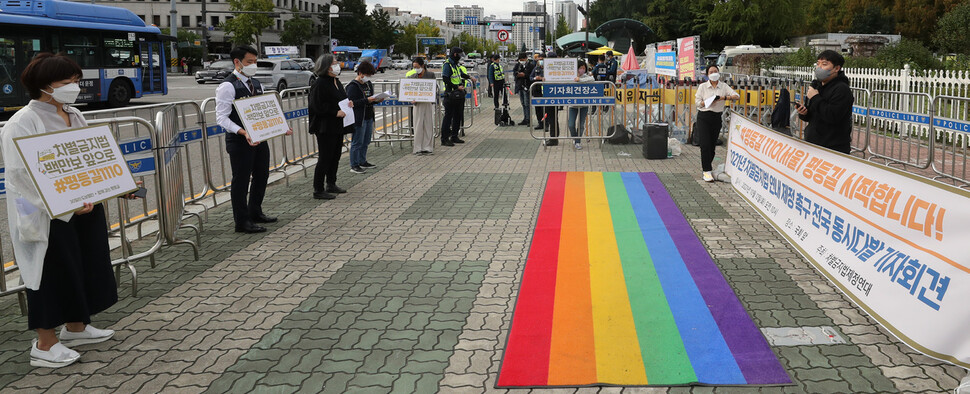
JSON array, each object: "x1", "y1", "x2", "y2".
[
  {"x1": 725, "y1": 113, "x2": 970, "y2": 368},
  {"x1": 676, "y1": 36, "x2": 697, "y2": 80},
  {"x1": 542, "y1": 58, "x2": 578, "y2": 82},
  {"x1": 14, "y1": 124, "x2": 138, "y2": 218},
  {"x1": 233, "y1": 93, "x2": 289, "y2": 143},
  {"x1": 398, "y1": 79, "x2": 437, "y2": 103}
]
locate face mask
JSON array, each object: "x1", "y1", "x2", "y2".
[
  {"x1": 240, "y1": 63, "x2": 258, "y2": 77},
  {"x1": 708, "y1": 73, "x2": 720, "y2": 82},
  {"x1": 814, "y1": 66, "x2": 832, "y2": 81},
  {"x1": 519, "y1": 61, "x2": 526, "y2": 65},
  {"x1": 538, "y1": 60, "x2": 544, "y2": 66},
  {"x1": 43, "y1": 83, "x2": 81, "y2": 104},
  {"x1": 361, "y1": 76, "x2": 371, "y2": 83},
  {"x1": 331, "y1": 64, "x2": 341, "y2": 75},
  {"x1": 412, "y1": 68, "x2": 422, "y2": 74},
  {"x1": 578, "y1": 69, "x2": 586, "y2": 75}
]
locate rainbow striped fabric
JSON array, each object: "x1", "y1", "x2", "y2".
[{"x1": 497, "y1": 172, "x2": 791, "y2": 387}]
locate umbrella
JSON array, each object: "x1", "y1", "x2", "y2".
[
  {"x1": 621, "y1": 44, "x2": 639, "y2": 71},
  {"x1": 587, "y1": 46, "x2": 622, "y2": 56}
]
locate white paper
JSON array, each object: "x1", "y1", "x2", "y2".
[
  {"x1": 339, "y1": 98, "x2": 355, "y2": 127},
  {"x1": 370, "y1": 91, "x2": 393, "y2": 101},
  {"x1": 704, "y1": 95, "x2": 716, "y2": 108}
]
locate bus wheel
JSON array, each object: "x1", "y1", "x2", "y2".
[
  {"x1": 277, "y1": 80, "x2": 287, "y2": 92},
  {"x1": 107, "y1": 80, "x2": 132, "y2": 107}
]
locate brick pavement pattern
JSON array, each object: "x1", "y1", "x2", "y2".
[{"x1": 0, "y1": 105, "x2": 965, "y2": 393}]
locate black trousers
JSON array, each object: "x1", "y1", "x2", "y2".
[
  {"x1": 26, "y1": 204, "x2": 117, "y2": 330},
  {"x1": 314, "y1": 131, "x2": 344, "y2": 191},
  {"x1": 545, "y1": 107, "x2": 559, "y2": 137},
  {"x1": 441, "y1": 95, "x2": 465, "y2": 141},
  {"x1": 491, "y1": 80, "x2": 506, "y2": 108},
  {"x1": 226, "y1": 134, "x2": 270, "y2": 226},
  {"x1": 695, "y1": 111, "x2": 723, "y2": 172}
]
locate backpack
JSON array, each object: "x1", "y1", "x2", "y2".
[{"x1": 607, "y1": 125, "x2": 630, "y2": 144}]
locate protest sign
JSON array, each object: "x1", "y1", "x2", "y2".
[
  {"x1": 398, "y1": 79, "x2": 437, "y2": 103},
  {"x1": 14, "y1": 124, "x2": 138, "y2": 218},
  {"x1": 726, "y1": 113, "x2": 970, "y2": 368},
  {"x1": 677, "y1": 36, "x2": 697, "y2": 80},
  {"x1": 232, "y1": 93, "x2": 289, "y2": 143},
  {"x1": 542, "y1": 58, "x2": 578, "y2": 82},
  {"x1": 655, "y1": 52, "x2": 677, "y2": 77}
]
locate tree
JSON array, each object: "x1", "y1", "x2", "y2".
[
  {"x1": 393, "y1": 18, "x2": 442, "y2": 56},
  {"x1": 892, "y1": 0, "x2": 963, "y2": 44},
  {"x1": 369, "y1": 8, "x2": 399, "y2": 49},
  {"x1": 705, "y1": 0, "x2": 803, "y2": 45},
  {"x1": 321, "y1": 0, "x2": 373, "y2": 47},
  {"x1": 222, "y1": 0, "x2": 274, "y2": 48},
  {"x1": 554, "y1": 14, "x2": 571, "y2": 41},
  {"x1": 933, "y1": 1, "x2": 970, "y2": 54},
  {"x1": 280, "y1": 9, "x2": 315, "y2": 48},
  {"x1": 849, "y1": 5, "x2": 895, "y2": 34}
]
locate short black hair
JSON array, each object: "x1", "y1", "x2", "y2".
[
  {"x1": 230, "y1": 45, "x2": 258, "y2": 62},
  {"x1": 598, "y1": 55, "x2": 605, "y2": 62},
  {"x1": 356, "y1": 61, "x2": 376, "y2": 75},
  {"x1": 817, "y1": 50, "x2": 845, "y2": 67},
  {"x1": 412, "y1": 57, "x2": 425, "y2": 66},
  {"x1": 517, "y1": 52, "x2": 528, "y2": 60},
  {"x1": 21, "y1": 53, "x2": 82, "y2": 100},
  {"x1": 536, "y1": 52, "x2": 545, "y2": 59},
  {"x1": 491, "y1": 54, "x2": 501, "y2": 60},
  {"x1": 706, "y1": 64, "x2": 719, "y2": 75}
]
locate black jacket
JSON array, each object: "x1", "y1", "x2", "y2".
[
  {"x1": 798, "y1": 72, "x2": 853, "y2": 153},
  {"x1": 771, "y1": 86, "x2": 791, "y2": 130},
  {"x1": 308, "y1": 75, "x2": 350, "y2": 135},
  {"x1": 345, "y1": 79, "x2": 375, "y2": 125},
  {"x1": 513, "y1": 60, "x2": 534, "y2": 93}
]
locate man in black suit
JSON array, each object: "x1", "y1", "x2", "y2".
[{"x1": 215, "y1": 45, "x2": 290, "y2": 233}]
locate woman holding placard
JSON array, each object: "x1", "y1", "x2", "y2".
[
  {"x1": 405, "y1": 58, "x2": 437, "y2": 155},
  {"x1": 308, "y1": 54, "x2": 353, "y2": 200},
  {"x1": 1, "y1": 53, "x2": 135, "y2": 368}
]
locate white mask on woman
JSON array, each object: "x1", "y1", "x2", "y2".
[
  {"x1": 412, "y1": 67, "x2": 423, "y2": 74},
  {"x1": 43, "y1": 83, "x2": 81, "y2": 104},
  {"x1": 361, "y1": 76, "x2": 371, "y2": 83},
  {"x1": 708, "y1": 73, "x2": 720, "y2": 82},
  {"x1": 331, "y1": 64, "x2": 341, "y2": 75}
]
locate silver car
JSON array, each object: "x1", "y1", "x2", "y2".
[{"x1": 253, "y1": 59, "x2": 316, "y2": 92}]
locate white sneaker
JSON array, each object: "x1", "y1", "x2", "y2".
[
  {"x1": 59, "y1": 325, "x2": 114, "y2": 347},
  {"x1": 702, "y1": 171, "x2": 715, "y2": 182},
  {"x1": 30, "y1": 340, "x2": 80, "y2": 368},
  {"x1": 574, "y1": 143, "x2": 582, "y2": 150}
]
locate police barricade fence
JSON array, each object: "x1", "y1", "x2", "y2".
[
  {"x1": 155, "y1": 105, "x2": 203, "y2": 260},
  {"x1": 279, "y1": 87, "x2": 317, "y2": 179},
  {"x1": 528, "y1": 81, "x2": 618, "y2": 144},
  {"x1": 866, "y1": 91, "x2": 935, "y2": 170},
  {"x1": 931, "y1": 95, "x2": 970, "y2": 187},
  {"x1": 371, "y1": 80, "x2": 416, "y2": 148}
]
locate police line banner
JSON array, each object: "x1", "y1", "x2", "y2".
[
  {"x1": 14, "y1": 124, "x2": 138, "y2": 218},
  {"x1": 725, "y1": 112, "x2": 970, "y2": 368},
  {"x1": 233, "y1": 93, "x2": 289, "y2": 143}
]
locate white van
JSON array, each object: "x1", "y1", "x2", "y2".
[{"x1": 716, "y1": 45, "x2": 798, "y2": 75}]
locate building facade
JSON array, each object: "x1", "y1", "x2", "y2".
[
  {"x1": 511, "y1": 11, "x2": 546, "y2": 53},
  {"x1": 554, "y1": 0, "x2": 578, "y2": 33},
  {"x1": 445, "y1": 5, "x2": 485, "y2": 40}
]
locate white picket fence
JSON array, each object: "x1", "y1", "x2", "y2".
[{"x1": 769, "y1": 65, "x2": 970, "y2": 98}]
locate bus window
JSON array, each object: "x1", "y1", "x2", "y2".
[
  {"x1": 61, "y1": 33, "x2": 100, "y2": 68},
  {"x1": 103, "y1": 34, "x2": 136, "y2": 68},
  {"x1": 0, "y1": 37, "x2": 15, "y2": 100}
]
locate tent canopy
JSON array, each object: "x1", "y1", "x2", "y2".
[
  {"x1": 587, "y1": 46, "x2": 623, "y2": 56},
  {"x1": 555, "y1": 32, "x2": 608, "y2": 53}
]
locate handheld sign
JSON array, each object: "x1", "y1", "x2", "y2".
[
  {"x1": 13, "y1": 124, "x2": 138, "y2": 218},
  {"x1": 232, "y1": 93, "x2": 289, "y2": 143},
  {"x1": 398, "y1": 79, "x2": 437, "y2": 103},
  {"x1": 542, "y1": 58, "x2": 578, "y2": 82}
]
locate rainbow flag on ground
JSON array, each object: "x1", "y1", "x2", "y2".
[{"x1": 497, "y1": 172, "x2": 791, "y2": 387}]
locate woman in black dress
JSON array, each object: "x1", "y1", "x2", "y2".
[{"x1": 308, "y1": 54, "x2": 353, "y2": 199}]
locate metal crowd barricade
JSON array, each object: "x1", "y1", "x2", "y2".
[
  {"x1": 931, "y1": 95, "x2": 970, "y2": 187},
  {"x1": 278, "y1": 87, "x2": 315, "y2": 177},
  {"x1": 849, "y1": 87, "x2": 872, "y2": 156},
  {"x1": 867, "y1": 90, "x2": 935, "y2": 169},
  {"x1": 528, "y1": 81, "x2": 617, "y2": 145},
  {"x1": 154, "y1": 105, "x2": 202, "y2": 261},
  {"x1": 372, "y1": 80, "x2": 416, "y2": 148}
]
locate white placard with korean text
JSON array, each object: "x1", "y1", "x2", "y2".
[
  {"x1": 725, "y1": 112, "x2": 970, "y2": 368},
  {"x1": 542, "y1": 58, "x2": 578, "y2": 82},
  {"x1": 398, "y1": 79, "x2": 437, "y2": 103},
  {"x1": 14, "y1": 124, "x2": 138, "y2": 218},
  {"x1": 232, "y1": 93, "x2": 289, "y2": 143}
]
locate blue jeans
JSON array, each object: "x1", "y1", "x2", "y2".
[
  {"x1": 567, "y1": 107, "x2": 589, "y2": 143},
  {"x1": 350, "y1": 117, "x2": 374, "y2": 167},
  {"x1": 518, "y1": 89, "x2": 530, "y2": 121}
]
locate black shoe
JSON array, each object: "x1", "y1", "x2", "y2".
[
  {"x1": 451, "y1": 137, "x2": 465, "y2": 144},
  {"x1": 359, "y1": 162, "x2": 377, "y2": 169},
  {"x1": 534, "y1": 124, "x2": 544, "y2": 130},
  {"x1": 518, "y1": 120, "x2": 529, "y2": 125},
  {"x1": 313, "y1": 191, "x2": 336, "y2": 200},
  {"x1": 442, "y1": 140, "x2": 455, "y2": 147},
  {"x1": 326, "y1": 184, "x2": 347, "y2": 194},
  {"x1": 350, "y1": 166, "x2": 366, "y2": 174},
  {"x1": 251, "y1": 213, "x2": 277, "y2": 223},
  {"x1": 545, "y1": 140, "x2": 559, "y2": 146},
  {"x1": 235, "y1": 222, "x2": 267, "y2": 233}
]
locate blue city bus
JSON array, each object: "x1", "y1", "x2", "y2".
[
  {"x1": 0, "y1": 0, "x2": 169, "y2": 112},
  {"x1": 332, "y1": 46, "x2": 362, "y2": 70}
]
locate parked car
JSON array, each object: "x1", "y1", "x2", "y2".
[
  {"x1": 391, "y1": 59, "x2": 410, "y2": 69},
  {"x1": 195, "y1": 60, "x2": 235, "y2": 84},
  {"x1": 427, "y1": 59, "x2": 445, "y2": 69},
  {"x1": 253, "y1": 59, "x2": 316, "y2": 91},
  {"x1": 292, "y1": 57, "x2": 316, "y2": 70}
]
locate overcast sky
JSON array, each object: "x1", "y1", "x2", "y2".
[{"x1": 365, "y1": 0, "x2": 537, "y2": 21}]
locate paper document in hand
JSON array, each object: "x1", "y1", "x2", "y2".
[
  {"x1": 338, "y1": 98, "x2": 355, "y2": 127},
  {"x1": 704, "y1": 95, "x2": 716, "y2": 108},
  {"x1": 370, "y1": 91, "x2": 394, "y2": 101}
]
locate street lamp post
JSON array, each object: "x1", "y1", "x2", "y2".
[
  {"x1": 170, "y1": 0, "x2": 178, "y2": 73},
  {"x1": 329, "y1": 4, "x2": 339, "y2": 53}
]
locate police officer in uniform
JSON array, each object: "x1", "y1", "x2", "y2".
[
  {"x1": 215, "y1": 45, "x2": 291, "y2": 233},
  {"x1": 486, "y1": 54, "x2": 506, "y2": 108},
  {"x1": 440, "y1": 47, "x2": 475, "y2": 146}
]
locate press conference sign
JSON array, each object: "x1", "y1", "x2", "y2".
[
  {"x1": 398, "y1": 79, "x2": 437, "y2": 103},
  {"x1": 233, "y1": 93, "x2": 289, "y2": 143},
  {"x1": 725, "y1": 113, "x2": 970, "y2": 368},
  {"x1": 14, "y1": 124, "x2": 138, "y2": 218}
]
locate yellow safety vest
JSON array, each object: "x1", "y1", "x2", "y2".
[
  {"x1": 492, "y1": 63, "x2": 505, "y2": 81},
  {"x1": 405, "y1": 69, "x2": 418, "y2": 77},
  {"x1": 447, "y1": 62, "x2": 467, "y2": 88}
]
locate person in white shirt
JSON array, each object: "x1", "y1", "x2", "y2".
[
  {"x1": 567, "y1": 61, "x2": 595, "y2": 150},
  {"x1": 215, "y1": 45, "x2": 291, "y2": 233},
  {"x1": 693, "y1": 65, "x2": 740, "y2": 182}
]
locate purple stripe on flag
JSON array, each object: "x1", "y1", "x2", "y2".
[{"x1": 639, "y1": 172, "x2": 791, "y2": 384}]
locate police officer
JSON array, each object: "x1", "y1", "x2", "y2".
[
  {"x1": 486, "y1": 54, "x2": 506, "y2": 109},
  {"x1": 529, "y1": 52, "x2": 546, "y2": 129},
  {"x1": 605, "y1": 51, "x2": 619, "y2": 83},
  {"x1": 592, "y1": 55, "x2": 609, "y2": 82},
  {"x1": 215, "y1": 45, "x2": 291, "y2": 233},
  {"x1": 440, "y1": 47, "x2": 475, "y2": 147}
]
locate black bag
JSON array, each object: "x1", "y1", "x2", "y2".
[
  {"x1": 445, "y1": 89, "x2": 464, "y2": 101},
  {"x1": 642, "y1": 123, "x2": 669, "y2": 160},
  {"x1": 607, "y1": 125, "x2": 630, "y2": 145}
]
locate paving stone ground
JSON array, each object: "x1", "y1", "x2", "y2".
[{"x1": 0, "y1": 105, "x2": 965, "y2": 393}]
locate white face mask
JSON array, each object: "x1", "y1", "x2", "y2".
[
  {"x1": 708, "y1": 73, "x2": 720, "y2": 82},
  {"x1": 331, "y1": 64, "x2": 341, "y2": 75},
  {"x1": 240, "y1": 63, "x2": 258, "y2": 77},
  {"x1": 43, "y1": 83, "x2": 81, "y2": 104},
  {"x1": 360, "y1": 76, "x2": 371, "y2": 83},
  {"x1": 412, "y1": 67, "x2": 423, "y2": 74}
]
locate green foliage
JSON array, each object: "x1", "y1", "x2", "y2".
[
  {"x1": 849, "y1": 5, "x2": 895, "y2": 34},
  {"x1": 280, "y1": 9, "x2": 314, "y2": 47},
  {"x1": 222, "y1": 0, "x2": 274, "y2": 45},
  {"x1": 160, "y1": 28, "x2": 201, "y2": 44},
  {"x1": 555, "y1": 14, "x2": 571, "y2": 41},
  {"x1": 933, "y1": 2, "x2": 970, "y2": 54},
  {"x1": 706, "y1": 0, "x2": 802, "y2": 46},
  {"x1": 393, "y1": 19, "x2": 443, "y2": 56},
  {"x1": 322, "y1": 0, "x2": 373, "y2": 47},
  {"x1": 369, "y1": 8, "x2": 400, "y2": 50},
  {"x1": 446, "y1": 32, "x2": 502, "y2": 57},
  {"x1": 942, "y1": 54, "x2": 970, "y2": 70},
  {"x1": 867, "y1": 38, "x2": 944, "y2": 70}
]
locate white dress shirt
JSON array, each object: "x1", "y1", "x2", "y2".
[
  {"x1": 215, "y1": 70, "x2": 253, "y2": 134},
  {"x1": 694, "y1": 81, "x2": 739, "y2": 113}
]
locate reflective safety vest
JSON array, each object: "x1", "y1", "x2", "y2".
[
  {"x1": 492, "y1": 62, "x2": 505, "y2": 81},
  {"x1": 446, "y1": 61, "x2": 467, "y2": 88},
  {"x1": 405, "y1": 69, "x2": 418, "y2": 78}
]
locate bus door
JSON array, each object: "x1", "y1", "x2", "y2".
[
  {"x1": 140, "y1": 41, "x2": 166, "y2": 94},
  {"x1": 0, "y1": 34, "x2": 42, "y2": 109}
]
